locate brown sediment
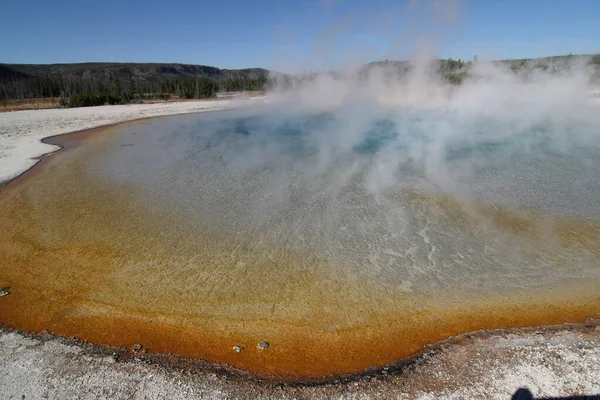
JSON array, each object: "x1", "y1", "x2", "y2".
[{"x1": 0, "y1": 122, "x2": 599, "y2": 380}]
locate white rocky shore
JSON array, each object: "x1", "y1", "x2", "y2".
[
  {"x1": 0, "y1": 325, "x2": 598, "y2": 400},
  {"x1": 0, "y1": 101, "x2": 599, "y2": 399}
]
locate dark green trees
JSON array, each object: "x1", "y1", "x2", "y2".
[{"x1": 0, "y1": 64, "x2": 270, "y2": 108}]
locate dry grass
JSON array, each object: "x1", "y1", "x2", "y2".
[{"x1": 0, "y1": 98, "x2": 61, "y2": 112}]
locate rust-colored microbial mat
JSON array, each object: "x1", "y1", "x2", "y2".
[{"x1": 0, "y1": 112, "x2": 599, "y2": 379}]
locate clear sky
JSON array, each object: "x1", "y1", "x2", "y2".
[{"x1": 1, "y1": 0, "x2": 598, "y2": 72}]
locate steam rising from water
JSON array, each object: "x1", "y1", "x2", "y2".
[{"x1": 100, "y1": 61, "x2": 600, "y2": 295}]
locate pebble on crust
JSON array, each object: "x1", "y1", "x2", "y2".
[
  {"x1": 0, "y1": 287, "x2": 10, "y2": 297},
  {"x1": 257, "y1": 341, "x2": 269, "y2": 350},
  {"x1": 233, "y1": 345, "x2": 243, "y2": 353}
]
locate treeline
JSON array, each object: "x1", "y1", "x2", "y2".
[
  {"x1": 437, "y1": 58, "x2": 470, "y2": 84},
  {"x1": 3, "y1": 54, "x2": 598, "y2": 108},
  {"x1": 0, "y1": 72, "x2": 269, "y2": 108}
]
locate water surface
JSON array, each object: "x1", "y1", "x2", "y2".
[{"x1": 1, "y1": 106, "x2": 599, "y2": 378}]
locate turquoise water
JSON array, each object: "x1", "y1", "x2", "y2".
[{"x1": 106, "y1": 107, "x2": 600, "y2": 217}]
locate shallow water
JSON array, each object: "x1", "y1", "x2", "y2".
[{"x1": 0, "y1": 105, "x2": 599, "y2": 378}]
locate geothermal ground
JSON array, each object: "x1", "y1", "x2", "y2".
[
  {"x1": 0, "y1": 100, "x2": 599, "y2": 399},
  {"x1": 1, "y1": 324, "x2": 599, "y2": 399}
]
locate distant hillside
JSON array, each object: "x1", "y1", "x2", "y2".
[
  {"x1": 0, "y1": 62, "x2": 270, "y2": 82},
  {"x1": 266, "y1": 54, "x2": 600, "y2": 90},
  {"x1": 2, "y1": 54, "x2": 599, "y2": 109},
  {"x1": 0, "y1": 62, "x2": 273, "y2": 107},
  {"x1": 361, "y1": 54, "x2": 600, "y2": 84}
]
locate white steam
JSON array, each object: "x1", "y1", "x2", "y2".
[{"x1": 99, "y1": 0, "x2": 600, "y2": 294}]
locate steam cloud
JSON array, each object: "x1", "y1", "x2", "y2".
[{"x1": 103, "y1": 0, "x2": 600, "y2": 293}]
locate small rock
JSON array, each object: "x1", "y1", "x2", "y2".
[
  {"x1": 131, "y1": 344, "x2": 145, "y2": 355},
  {"x1": 0, "y1": 287, "x2": 10, "y2": 297},
  {"x1": 233, "y1": 345, "x2": 243, "y2": 353},
  {"x1": 257, "y1": 341, "x2": 269, "y2": 350}
]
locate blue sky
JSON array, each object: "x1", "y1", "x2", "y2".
[{"x1": 1, "y1": 0, "x2": 598, "y2": 72}]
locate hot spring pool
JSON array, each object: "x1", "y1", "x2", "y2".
[{"x1": 0, "y1": 104, "x2": 599, "y2": 378}]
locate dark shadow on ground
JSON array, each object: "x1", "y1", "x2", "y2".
[{"x1": 513, "y1": 388, "x2": 600, "y2": 400}]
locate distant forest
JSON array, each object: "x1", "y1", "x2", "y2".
[
  {"x1": 362, "y1": 53, "x2": 600, "y2": 85},
  {"x1": 1, "y1": 55, "x2": 599, "y2": 109},
  {"x1": 0, "y1": 63, "x2": 270, "y2": 108}
]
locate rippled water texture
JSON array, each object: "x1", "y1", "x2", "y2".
[{"x1": 1, "y1": 103, "x2": 599, "y2": 378}]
